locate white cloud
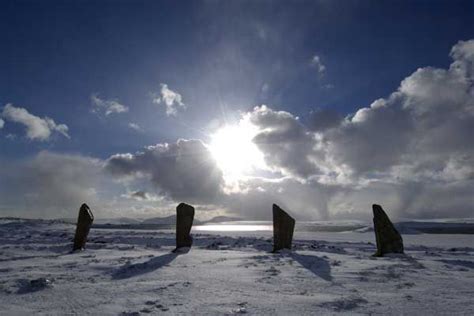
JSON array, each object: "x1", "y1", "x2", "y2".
[
  {"x1": 450, "y1": 38, "x2": 474, "y2": 79},
  {"x1": 247, "y1": 105, "x2": 319, "y2": 178},
  {"x1": 128, "y1": 122, "x2": 143, "y2": 132},
  {"x1": 310, "y1": 54, "x2": 326, "y2": 75},
  {"x1": 152, "y1": 83, "x2": 186, "y2": 116},
  {"x1": 0, "y1": 118, "x2": 4, "y2": 129},
  {"x1": 91, "y1": 94, "x2": 129, "y2": 116},
  {"x1": 1, "y1": 104, "x2": 70, "y2": 141}
]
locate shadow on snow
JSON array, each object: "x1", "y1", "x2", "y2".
[{"x1": 112, "y1": 252, "x2": 180, "y2": 280}]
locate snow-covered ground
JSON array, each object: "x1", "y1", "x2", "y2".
[{"x1": 0, "y1": 218, "x2": 473, "y2": 315}]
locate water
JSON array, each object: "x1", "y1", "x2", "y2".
[
  {"x1": 193, "y1": 220, "x2": 366, "y2": 233},
  {"x1": 193, "y1": 224, "x2": 272, "y2": 232}
]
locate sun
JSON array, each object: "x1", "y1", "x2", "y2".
[{"x1": 208, "y1": 121, "x2": 265, "y2": 182}]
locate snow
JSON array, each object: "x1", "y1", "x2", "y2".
[{"x1": 0, "y1": 218, "x2": 473, "y2": 315}]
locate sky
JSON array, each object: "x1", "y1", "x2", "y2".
[{"x1": 0, "y1": 0, "x2": 473, "y2": 220}]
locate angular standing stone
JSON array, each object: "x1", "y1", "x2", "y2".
[
  {"x1": 272, "y1": 204, "x2": 295, "y2": 252},
  {"x1": 372, "y1": 204, "x2": 404, "y2": 257},
  {"x1": 73, "y1": 203, "x2": 94, "y2": 251},
  {"x1": 174, "y1": 203, "x2": 195, "y2": 251}
]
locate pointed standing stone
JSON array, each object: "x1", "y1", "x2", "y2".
[
  {"x1": 73, "y1": 203, "x2": 94, "y2": 251},
  {"x1": 372, "y1": 204, "x2": 404, "y2": 257},
  {"x1": 272, "y1": 204, "x2": 295, "y2": 252},
  {"x1": 174, "y1": 203, "x2": 195, "y2": 251}
]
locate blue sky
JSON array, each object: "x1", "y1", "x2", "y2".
[{"x1": 1, "y1": 1, "x2": 473, "y2": 219}]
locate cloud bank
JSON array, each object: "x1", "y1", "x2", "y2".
[
  {"x1": 243, "y1": 39, "x2": 474, "y2": 219},
  {"x1": 0, "y1": 152, "x2": 104, "y2": 217},
  {"x1": 105, "y1": 139, "x2": 224, "y2": 204},
  {"x1": 0, "y1": 151, "x2": 178, "y2": 219}
]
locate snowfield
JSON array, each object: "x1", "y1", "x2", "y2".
[{"x1": 0, "y1": 218, "x2": 473, "y2": 315}]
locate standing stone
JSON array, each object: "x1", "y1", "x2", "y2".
[
  {"x1": 174, "y1": 203, "x2": 195, "y2": 251},
  {"x1": 73, "y1": 203, "x2": 94, "y2": 251},
  {"x1": 372, "y1": 204, "x2": 404, "y2": 257},
  {"x1": 272, "y1": 204, "x2": 295, "y2": 252}
]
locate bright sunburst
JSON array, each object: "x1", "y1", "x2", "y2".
[{"x1": 208, "y1": 121, "x2": 266, "y2": 182}]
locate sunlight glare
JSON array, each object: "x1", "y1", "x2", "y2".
[{"x1": 208, "y1": 121, "x2": 266, "y2": 182}]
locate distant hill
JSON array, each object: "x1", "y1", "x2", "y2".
[
  {"x1": 141, "y1": 215, "x2": 242, "y2": 225},
  {"x1": 203, "y1": 216, "x2": 243, "y2": 223},
  {"x1": 141, "y1": 215, "x2": 176, "y2": 225},
  {"x1": 92, "y1": 215, "x2": 203, "y2": 229},
  {"x1": 2, "y1": 217, "x2": 474, "y2": 234},
  {"x1": 93, "y1": 215, "x2": 239, "y2": 226},
  {"x1": 94, "y1": 217, "x2": 142, "y2": 225}
]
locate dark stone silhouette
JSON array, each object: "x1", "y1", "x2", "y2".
[
  {"x1": 372, "y1": 204, "x2": 404, "y2": 257},
  {"x1": 272, "y1": 204, "x2": 295, "y2": 252},
  {"x1": 73, "y1": 203, "x2": 94, "y2": 251},
  {"x1": 173, "y1": 203, "x2": 195, "y2": 252}
]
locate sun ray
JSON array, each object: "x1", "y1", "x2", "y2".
[{"x1": 208, "y1": 121, "x2": 266, "y2": 183}]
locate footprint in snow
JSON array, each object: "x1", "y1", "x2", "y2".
[
  {"x1": 318, "y1": 297, "x2": 368, "y2": 312},
  {"x1": 231, "y1": 302, "x2": 248, "y2": 314},
  {"x1": 265, "y1": 266, "x2": 281, "y2": 276},
  {"x1": 143, "y1": 300, "x2": 170, "y2": 312},
  {"x1": 396, "y1": 282, "x2": 415, "y2": 289}
]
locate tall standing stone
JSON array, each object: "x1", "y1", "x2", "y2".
[
  {"x1": 372, "y1": 204, "x2": 404, "y2": 257},
  {"x1": 174, "y1": 203, "x2": 195, "y2": 251},
  {"x1": 73, "y1": 203, "x2": 94, "y2": 251},
  {"x1": 272, "y1": 204, "x2": 295, "y2": 252}
]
